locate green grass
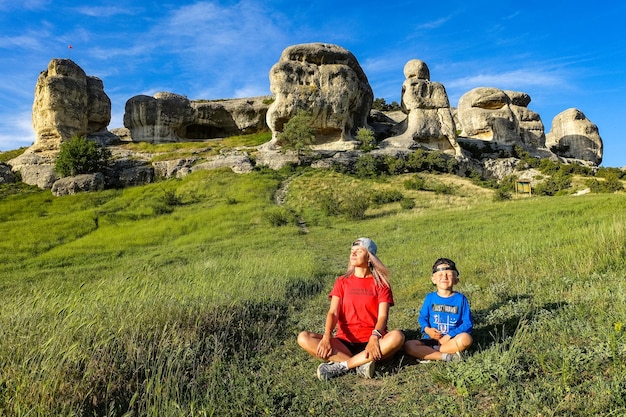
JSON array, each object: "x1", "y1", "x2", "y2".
[{"x1": 0, "y1": 167, "x2": 625, "y2": 416}]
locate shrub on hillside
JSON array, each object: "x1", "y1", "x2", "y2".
[
  {"x1": 276, "y1": 110, "x2": 315, "y2": 154},
  {"x1": 534, "y1": 173, "x2": 572, "y2": 196},
  {"x1": 371, "y1": 189, "x2": 404, "y2": 205},
  {"x1": 400, "y1": 197, "x2": 415, "y2": 210},
  {"x1": 356, "y1": 128, "x2": 376, "y2": 152},
  {"x1": 55, "y1": 136, "x2": 112, "y2": 177},
  {"x1": 264, "y1": 207, "x2": 299, "y2": 227}
]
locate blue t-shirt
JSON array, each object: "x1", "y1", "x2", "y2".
[{"x1": 418, "y1": 291, "x2": 473, "y2": 338}]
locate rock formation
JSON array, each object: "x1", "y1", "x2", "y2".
[
  {"x1": 456, "y1": 87, "x2": 554, "y2": 159},
  {"x1": 457, "y1": 87, "x2": 522, "y2": 146},
  {"x1": 51, "y1": 172, "x2": 105, "y2": 197},
  {"x1": 31, "y1": 58, "x2": 111, "y2": 154},
  {"x1": 545, "y1": 108, "x2": 603, "y2": 165},
  {"x1": 504, "y1": 90, "x2": 546, "y2": 149},
  {"x1": 124, "y1": 93, "x2": 195, "y2": 142},
  {"x1": 380, "y1": 59, "x2": 460, "y2": 155},
  {"x1": 6, "y1": 51, "x2": 608, "y2": 193},
  {"x1": 9, "y1": 59, "x2": 112, "y2": 188},
  {"x1": 123, "y1": 93, "x2": 270, "y2": 142},
  {"x1": 0, "y1": 163, "x2": 15, "y2": 184},
  {"x1": 264, "y1": 43, "x2": 373, "y2": 150}
]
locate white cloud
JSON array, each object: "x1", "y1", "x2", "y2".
[
  {"x1": 0, "y1": 33, "x2": 44, "y2": 51},
  {"x1": 416, "y1": 16, "x2": 452, "y2": 30},
  {"x1": 445, "y1": 69, "x2": 566, "y2": 91},
  {"x1": 73, "y1": 6, "x2": 137, "y2": 17},
  {"x1": 0, "y1": 111, "x2": 35, "y2": 151}
]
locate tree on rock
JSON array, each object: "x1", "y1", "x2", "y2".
[
  {"x1": 276, "y1": 110, "x2": 315, "y2": 154},
  {"x1": 55, "y1": 136, "x2": 112, "y2": 177}
]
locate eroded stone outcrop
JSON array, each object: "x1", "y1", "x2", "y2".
[
  {"x1": 505, "y1": 90, "x2": 546, "y2": 149},
  {"x1": 546, "y1": 108, "x2": 603, "y2": 165},
  {"x1": 51, "y1": 172, "x2": 105, "y2": 197},
  {"x1": 380, "y1": 60, "x2": 460, "y2": 155},
  {"x1": 123, "y1": 94, "x2": 270, "y2": 142},
  {"x1": 31, "y1": 58, "x2": 111, "y2": 155},
  {"x1": 0, "y1": 163, "x2": 15, "y2": 184},
  {"x1": 264, "y1": 43, "x2": 373, "y2": 150},
  {"x1": 457, "y1": 87, "x2": 520, "y2": 145}
]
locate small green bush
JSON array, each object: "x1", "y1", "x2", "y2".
[
  {"x1": 400, "y1": 197, "x2": 415, "y2": 210},
  {"x1": 493, "y1": 188, "x2": 512, "y2": 201},
  {"x1": 340, "y1": 196, "x2": 370, "y2": 220},
  {"x1": 276, "y1": 110, "x2": 315, "y2": 154},
  {"x1": 55, "y1": 136, "x2": 112, "y2": 177},
  {"x1": 403, "y1": 175, "x2": 426, "y2": 191},
  {"x1": 356, "y1": 128, "x2": 376, "y2": 152},
  {"x1": 264, "y1": 207, "x2": 298, "y2": 227},
  {"x1": 354, "y1": 154, "x2": 384, "y2": 178},
  {"x1": 371, "y1": 189, "x2": 404, "y2": 205}
]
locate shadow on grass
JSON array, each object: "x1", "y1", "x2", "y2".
[{"x1": 368, "y1": 299, "x2": 570, "y2": 377}]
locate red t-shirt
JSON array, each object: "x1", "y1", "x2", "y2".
[{"x1": 329, "y1": 274, "x2": 394, "y2": 343}]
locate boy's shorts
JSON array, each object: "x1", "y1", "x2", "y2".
[{"x1": 419, "y1": 338, "x2": 440, "y2": 348}]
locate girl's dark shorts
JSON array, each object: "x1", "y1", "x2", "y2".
[{"x1": 337, "y1": 339, "x2": 368, "y2": 355}]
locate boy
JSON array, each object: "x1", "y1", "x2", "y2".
[{"x1": 404, "y1": 258, "x2": 473, "y2": 362}]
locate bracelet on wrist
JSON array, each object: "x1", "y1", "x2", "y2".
[{"x1": 371, "y1": 329, "x2": 383, "y2": 338}]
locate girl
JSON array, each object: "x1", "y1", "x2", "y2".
[{"x1": 297, "y1": 238, "x2": 405, "y2": 380}]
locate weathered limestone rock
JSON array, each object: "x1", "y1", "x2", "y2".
[
  {"x1": 505, "y1": 90, "x2": 546, "y2": 149},
  {"x1": 457, "y1": 87, "x2": 519, "y2": 145},
  {"x1": 7, "y1": 152, "x2": 57, "y2": 189},
  {"x1": 106, "y1": 159, "x2": 154, "y2": 188},
  {"x1": 123, "y1": 94, "x2": 270, "y2": 142},
  {"x1": 0, "y1": 163, "x2": 16, "y2": 184},
  {"x1": 191, "y1": 151, "x2": 253, "y2": 174},
  {"x1": 265, "y1": 43, "x2": 373, "y2": 150},
  {"x1": 124, "y1": 93, "x2": 195, "y2": 142},
  {"x1": 381, "y1": 60, "x2": 460, "y2": 154},
  {"x1": 31, "y1": 58, "x2": 111, "y2": 155},
  {"x1": 51, "y1": 173, "x2": 105, "y2": 196},
  {"x1": 457, "y1": 87, "x2": 550, "y2": 154},
  {"x1": 153, "y1": 158, "x2": 198, "y2": 179},
  {"x1": 254, "y1": 149, "x2": 301, "y2": 170},
  {"x1": 191, "y1": 98, "x2": 270, "y2": 139},
  {"x1": 545, "y1": 108, "x2": 603, "y2": 165}
]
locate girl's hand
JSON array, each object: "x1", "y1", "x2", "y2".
[
  {"x1": 365, "y1": 335, "x2": 382, "y2": 361},
  {"x1": 316, "y1": 336, "x2": 333, "y2": 359}
]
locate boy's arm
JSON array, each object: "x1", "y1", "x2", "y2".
[
  {"x1": 417, "y1": 294, "x2": 431, "y2": 335},
  {"x1": 448, "y1": 295, "x2": 473, "y2": 337}
]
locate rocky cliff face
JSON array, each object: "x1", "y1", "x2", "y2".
[
  {"x1": 9, "y1": 48, "x2": 608, "y2": 190},
  {"x1": 123, "y1": 93, "x2": 270, "y2": 142}
]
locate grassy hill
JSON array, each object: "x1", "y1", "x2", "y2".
[{"x1": 0, "y1": 156, "x2": 625, "y2": 416}]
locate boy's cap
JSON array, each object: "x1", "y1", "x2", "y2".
[
  {"x1": 352, "y1": 237, "x2": 377, "y2": 255},
  {"x1": 432, "y1": 258, "x2": 459, "y2": 275}
]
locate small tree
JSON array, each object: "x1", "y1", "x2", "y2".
[
  {"x1": 356, "y1": 127, "x2": 376, "y2": 152},
  {"x1": 55, "y1": 136, "x2": 112, "y2": 177},
  {"x1": 276, "y1": 110, "x2": 315, "y2": 154}
]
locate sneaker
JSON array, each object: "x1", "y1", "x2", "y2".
[
  {"x1": 418, "y1": 359, "x2": 433, "y2": 364},
  {"x1": 317, "y1": 362, "x2": 348, "y2": 381},
  {"x1": 356, "y1": 361, "x2": 375, "y2": 379},
  {"x1": 444, "y1": 352, "x2": 463, "y2": 362}
]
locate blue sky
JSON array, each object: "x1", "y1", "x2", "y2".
[{"x1": 1, "y1": 0, "x2": 625, "y2": 167}]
